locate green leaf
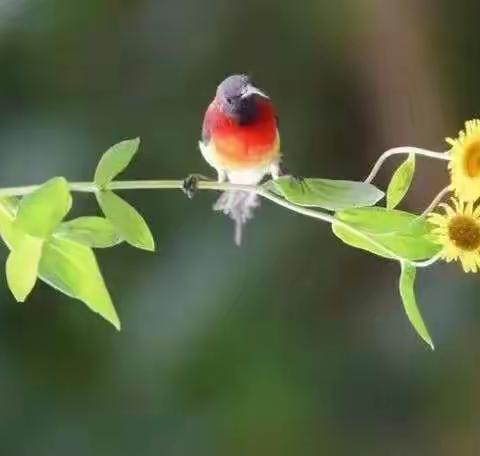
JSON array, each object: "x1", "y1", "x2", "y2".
[
  {"x1": 55, "y1": 217, "x2": 122, "y2": 248},
  {"x1": 94, "y1": 138, "x2": 140, "y2": 188},
  {"x1": 0, "y1": 196, "x2": 19, "y2": 217},
  {"x1": 0, "y1": 197, "x2": 22, "y2": 249},
  {"x1": 96, "y1": 191, "x2": 155, "y2": 251},
  {"x1": 269, "y1": 177, "x2": 384, "y2": 210},
  {"x1": 387, "y1": 154, "x2": 415, "y2": 209},
  {"x1": 39, "y1": 237, "x2": 120, "y2": 330},
  {"x1": 399, "y1": 262, "x2": 434, "y2": 349},
  {"x1": 15, "y1": 177, "x2": 72, "y2": 238},
  {"x1": 332, "y1": 207, "x2": 441, "y2": 260},
  {"x1": 6, "y1": 234, "x2": 43, "y2": 302}
]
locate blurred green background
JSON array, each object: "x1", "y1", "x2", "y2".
[{"x1": 0, "y1": 0, "x2": 479, "y2": 454}]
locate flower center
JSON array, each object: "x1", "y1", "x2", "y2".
[
  {"x1": 463, "y1": 140, "x2": 480, "y2": 178},
  {"x1": 448, "y1": 215, "x2": 480, "y2": 251}
]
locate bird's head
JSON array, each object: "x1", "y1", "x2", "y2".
[{"x1": 215, "y1": 74, "x2": 270, "y2": 125}]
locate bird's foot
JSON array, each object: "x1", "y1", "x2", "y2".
[
  {"x1": 292, "y1": 174, "x2": 305, "y2": 183},
  {"x1": 278, "y1": 164, "x2": 304, "y2": 183},
  {"x1": 182, "y1": 174, "x2": 211, "y2": 199}
]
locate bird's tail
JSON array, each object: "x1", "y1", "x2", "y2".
[{"x1": 213, "y1": 190, "x2": 260, "y2": 246}]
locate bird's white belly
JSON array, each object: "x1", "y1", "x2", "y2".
[{"x1": 199, "y1": 140, "x2": 275, "y2": 185}]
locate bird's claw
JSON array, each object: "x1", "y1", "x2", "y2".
[
  {"x1": 182, "y1": 174, "x2": 210, "y2": 199},
  {"x1": 292, "y1": 174, "x2": 305, "y2": 183},
  {"x1": 279, "y1": 164, "x2": 304, "y2": 182}
]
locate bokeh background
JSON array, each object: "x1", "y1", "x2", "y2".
[{"x1": 0, "y1": 0, "x2": 479, "y2": 454}]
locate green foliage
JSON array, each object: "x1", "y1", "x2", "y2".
[
  {"x1": 0, "y1": 189, "x2": 120, "y2": 329},
  {"x1": 97, "y1": 191, "x2": 155, "y2": 251},
  {"x1": 5, "y1": 178, "x2": 72, "y2": 303},
  {"x1": 332, "y1": 207, "x2": 440, "y2": 260},
  {"x1": 40, "y1": 237, "x2": 120, "y2": 330},
  {"x1": 399, "y1": 262, "x2": 434, "y2": 349},
  {"x1": 94, "y1": 138, "x2": 140, "y2": 187},
  {"x1": 387, "y1": 154, "x2": 415, "y2": 209},
  {"x1": 270, "y1": 177, "x2": 384, "y2": 210},
  {"x1": 6, "y1": 235, "x2": 43, "y2": 302},
  {"x1": 15, "y1": 177, "x2": 71, "y2": 238},
  {"x1": 0, "y1": 197, "x2": 22, "y2": 248},
  {"x1": 56, "y1": 217, "x2": 122, "y2": 248},
  {"x1": 0, "y1": 140, "x2": 162, "y2": 329}
]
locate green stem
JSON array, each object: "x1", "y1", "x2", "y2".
[
  {"x1": 0, "y1": 180, "x2": 255, "y2": 196},
  {"x1": 0, "y1": 178, "x2": 439, "y2": 269},
  {"x1": 256, "y1": 188, "x2": 439, "y2": 268},
  {"x1": 365, "y1": 146, "x2": 450, "y2": 184},
  {"x1": 72, "y1": 180, "x2": 260, "y2": 193},
  {"x1": 419, "y1": 185, "x2": 452, "y2": 218}
]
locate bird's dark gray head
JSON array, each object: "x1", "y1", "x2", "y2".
[{"x1": 216, "y1": 74, "x2": 269, "y2": 125}]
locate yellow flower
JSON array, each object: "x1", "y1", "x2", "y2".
[
  {"x1": 428, "y1": 198, "x2": 480, "y2": 273},
  {"x1": 447, "y1": 119, "x2": 480, "y2": 202}
]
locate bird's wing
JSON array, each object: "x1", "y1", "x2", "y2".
[{"x1": 201, "y1": 103, "x2": 215, "y2": 144}]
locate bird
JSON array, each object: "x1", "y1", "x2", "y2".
[{"x1": 198, "y1": 74, "x2": 282, "y2": 245}]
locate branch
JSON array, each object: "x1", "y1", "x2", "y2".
[{"x1": 0, "y1": 178, "x2": 439, "y2": 269}]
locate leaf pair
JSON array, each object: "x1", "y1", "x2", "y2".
[
  {"x1": 94, "y1": 138, "x2": 155, "y2": 252},
  {"x1": 269, "y1": 153, "x2": 415, "y2": 213}
]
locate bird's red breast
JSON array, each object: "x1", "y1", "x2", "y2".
[{"x1": 202, "y1": 97, "x2": 280, "y2": 170}]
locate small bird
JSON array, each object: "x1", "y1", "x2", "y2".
[{"x1": 198, "y1": 74, "x2": 282, "y2": 245}]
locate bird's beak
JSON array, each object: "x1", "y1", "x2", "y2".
[{"x1": 241, "y1": 84, "x2": 269, "y2": 99}]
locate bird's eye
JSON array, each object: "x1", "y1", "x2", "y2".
[{"x1": 226, "y1": 97, "x2": 233, "y2": 104}]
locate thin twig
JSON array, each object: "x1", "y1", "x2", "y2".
[
  {"x1": 0, "y1": 178, "x2": 440, "y2": 268},
  {"x1": 419, "y1": 185, "x2": 452, "y2": 218}
]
